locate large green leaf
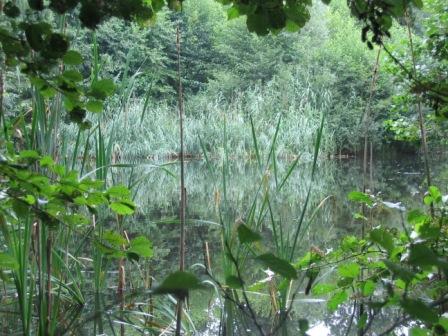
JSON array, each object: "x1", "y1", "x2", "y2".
[
  {"x1": 384, "y1": 260, "x2": 414, "y2": 283},
  {"x1": 63, "y1": 50, "x2": 83, "y2": 65},
  {"x1": 256, "y1": 253, "x2": 297, "y2": 279},
  {"x1": 327, "y1": 290, "x2": 348, "y2": 312},
  {"x1": 128, "y1": 236, "x2": 153, "y2": 258},
  {"x1": 408, "y1": 243, "x2": 447, "y2": 269},
  {"x1": 348, "y1": 191, "x2": 373, "y2": 206},
  {"x1": 109, "y1": 201, "x2": 135, "y2": 215},
  {"x1": 237, "y1": 224, "x2": 261, "y2": 244},
  {"x1": 401, "y1": 299, "x2": 438, "y2": 324},
  {"x1": 370, "y1": 228, "x2": 394, "y2": 253},
  {"x1": 153, "y1": 271, "x2": 205, "y2": 299},
  {"x1": 338, "y1": 263, "x2": 360, "y2": 278},
  {"x1": 90, "y1": 79, "x2": 115, "y2": 99}
]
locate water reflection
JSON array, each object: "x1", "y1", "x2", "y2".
[{"x1": 105, "y1": 153, "x2": 446, "y2": 334}]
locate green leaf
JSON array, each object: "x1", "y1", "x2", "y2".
[
  {"x1": 63, "y1": 50, "x2": 83, "y2": 65},
  {"x1": 256, "y1": 253, "x2": 297, "y2": 279},
  {"x1": 128, "y1": 236, "x2": 152, "y2": 258},
  {"x1": 407, "y1": 209, "x2": 429, "y2": 227},
  {"x1": 62, "y1": 70, "x2": 83, "y2": 82},
  {"x1": 227, "y1": 6, "x2": 240, "y2": 20},
  {"x1": 362, "y1": 279, "x2": 375, "y2": 296},
  {"x1": 408, "y1": 243, "x2": 443, "y2": 268},
  {"x1": 370, "y1": 228, "x2": 394, "y2": 253},
  {"x1": 110, "y1": 201, "x2": 135, "y2": 215},
  {"x1": 298, "y1": 319, "x2": 309, "y2": 335},
  {"x1": 22, "y1": 194, "x2": 36, "y2": 205},
  {"x1": 107, "y1": 185, "x2": 131, "y2": 198},
  {"x1": 225, "y1": 275, "x2": 243, "y2": 289},
  {"x1": 237, "y1": 224, "x2": 261, "y2": 244},
  {"x1": 40, "y1": 155, "x2": 54, "y2": 167},
  {"x1": 311, "y1": 283, "x2": 337, "y2": 295},
  {"x1": 44, "y1": 33, "x2": 69, "y2": 59},
  {"x1": 438, "y1": 317, "x2": 448, "y2": 332},
  {"x1": 90, "y1": 79, "x2": 115, "y2": 99},
  {"x1": 401, "y1": 298, "x2": 438, "y2": 324},
  {"x1": 102, "y1": 230, "x2": 127, "y2": 247},
  {"x1": 86, "y1": 100, "x2": 104, "y2": 113},
  {"x1": 338, "y1": 263, "x2": 360, "y2": 278},
  {"x1": 25, "y1": 23, "x2": 50, "y2": 51},
  {"x1": 429, "y1": 186, "x2": 442, "y2": 203},
  {"x1": 410, "y1": 328, "x2": 430, "y2": 336},
  {"x1": 341, "y1": 235, "x2": 360, "y2": 251},
  {"x1": 153, "y1": 271, "x2": 205, "y2": 299},
  {"x1": 384, "y1": 260, "x2": 414, "y2": 283},
  {"x1": 328, "y1": 290, "x2": 348, "y2": 312},
  {"x1": 4, "y1": 2, "x2": 20, "y2": 18},
  {"x1": 348, "y1": 191, "x2": 373, "y2": 206},
  {"x1": 19, "y1": 150, "x2": 40, "y2": 159}
]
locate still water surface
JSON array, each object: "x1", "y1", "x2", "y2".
[
  {"x1": 117, "y1": 152, "x2": 446, "y2": 335},
  {"x1": 4, "y1": 153, "x2": 446, "y2": 335}
]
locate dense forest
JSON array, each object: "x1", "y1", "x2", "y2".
[{"x1": 0, "y1": 0, "x2": 447, "y2": 335}]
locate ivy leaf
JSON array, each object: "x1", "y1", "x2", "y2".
[
  {"x1": 237, "y1": 224, "x2": 261, "y2": 244},
  {"x1": 256, "y1": 253, "x2": 297, "y2": 279}
]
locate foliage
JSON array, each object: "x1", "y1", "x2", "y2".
[{"x1": 310, "y1": 187, "x2": 448, "y2": 335}]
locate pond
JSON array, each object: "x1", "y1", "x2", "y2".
[
  {"x1": 104, "y1": 151, "x2": 446, "y2": 335},
  {"x1": 2, "y1": 152, "x2": 446, "y2": 335}
]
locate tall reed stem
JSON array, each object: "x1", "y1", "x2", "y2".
[
  {"x1": 176, "y1": 21, "x2": 187, "y2": 336},
  {"x1": 359, "y1": 47, "x2": 381, "y2": 336},
  {"x1": 405, "y1": 12, "x2": 433, "y2": 216}
]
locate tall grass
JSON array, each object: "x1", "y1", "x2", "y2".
[{"x1": 61, "y1": 70, "x2": 334, "y2": 161}]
